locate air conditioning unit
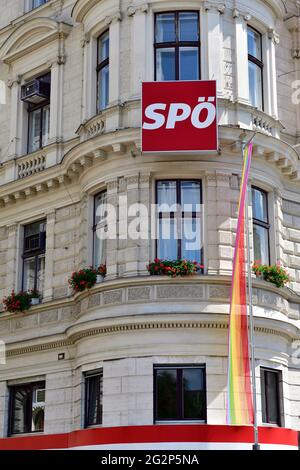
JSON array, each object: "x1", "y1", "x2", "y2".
[{"x1": 21, "y1": 78, "x2": 50, "y2": 105}]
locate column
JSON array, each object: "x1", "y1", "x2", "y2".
[
  {"x1": 265, "y1": 29, "x2": 280, "y2": 122},
  {"x1": 48, "y1": 58, "x2": 64, "y2": 145},
  {"x1": 7, "y1": 77, "x2": 21, "y2": 160},
  {"x1": 106, "y1": 178, "x2": 119, "y2": 280},
  {"x1": 106, "y1": 12, "x2": 122, "y2": 106},
  {"x1": 287, "y1": 16, "x2": 300, "y2": 141},
  {"x1": 43, "y1": 211, "x2": 56, "y2": 301},
  {"x1": 233, "y1": 9, "x2": 250, "y2": 105},
  {"x1": 5, "y1": 224, "x2": 19, "y2": 294},
  {"x1": 81, "y1": 32, "x2": 95, "y2": 121},
  {"x1": 127, "y1": 4, "x2": 148, "y2": 99},
  {"x1": 204, "y1": 2, "x2": 226, "y2": 96}
]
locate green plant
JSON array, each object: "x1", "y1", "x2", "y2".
[
  {"x1": 68, "y1": 267, "x2": 97, "y2": 292},
  {"x1": 147, "y1": 259, "x2": 204, "y2": 278},
  {"x1": 3, "y1": 290, "x2": 32, "y2": 313},
  {"x1": 252, "y1": 261, "x2": 290, "y2": 288},
  {"x1": 98, "y1": 264, "x2": 107, "y2": 277}
]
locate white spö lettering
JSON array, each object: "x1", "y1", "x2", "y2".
[{"x1": 142, "y1": 103, "x2": 166, "y2": 129}]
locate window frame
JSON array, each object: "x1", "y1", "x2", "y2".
[
  {"x1": 155, "y1": 179, "x2": 203, "y2": 265},
  {"x1": 261, "y1": 367, "x2": 282, "y2": 427},
  {"x1": 8, "y1": 380, "x2": 45, "y2": 436},
  {"x1": 31, "y1": 0, "x2": 48, "y2": 10},
  {"x1": 27, "y1": 101, "x2": 50, "y2": 154},
  {"x1": 92, "y1": 190, "x2": 107, "y2": 268},
  {"x1": 251, "y1": 186, "x2": 270, "y2": 265},
  {"x1": 153, "y1": 364, "x2": 207, "y2": 423},
  {"x1": 96, "y1": 30, "x2": 109, "y2": 112},
  {"x1": 22, "y1": 220, "x2": 46, "y2": 293},
  {"x1": 247, "y1": 25, "x2": 264, "y2": 110},
  {"x1": 84, "y1": 370, "x2": 103, "y2": 428},
  {"x1": 154, "y1": 11, "x2": 201, "y2": 81}
]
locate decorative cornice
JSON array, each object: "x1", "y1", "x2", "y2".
[{"x1": 5, "y1": 320, "x2": 296, "y2": 358}]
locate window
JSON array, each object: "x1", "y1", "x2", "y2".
[
  {"x1": 154, "y1": 11, "x2": 200, "y2": 81},
  {"x1": 9, "y1": 381, "x2": 45, "y2": 435},
  {"x1": 252, "y1": 187, "x2": 270, "y2": 265},
  {"x1": 247, "y1": 27, "x2": 263, "y2": 110},
  {"x1": 154, "y1": 365, "x2": 206, "y2": 421},
  {"x1": 85, "y1": 370, "x2": 103, "y2": 427},
  {"x1": 261, "y1": 368, "x2": 282, "y2": 426},
  {"x1": 22, "y1": 220, "x2": 46, "y2": 293},
  {"x1": 156, "y1": 180, "x2": 202, "y2": 263},
  {"x1": 31, "y1": 0, "x2": 48, "y2": 9},
  {"x1": 27, "y1": 73, "x2": 51, "y2": 153},
  {"x1": 93, "y1": 191, "x2": 107, "y2": 268},
  {"x1": 97, "y1": 32, "x2": 109, "y2": 111}
]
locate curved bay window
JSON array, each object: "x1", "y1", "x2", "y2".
[
  {"x1": 156, "y1": 180, "x2": 202, "y2": 264},
  {"x1": 97, "y1": 31, "x2": 109, "y2": 111},
  {"x1": 252, "y1": 187, "x2": 270, "y2": 265},
  {"x1": 93, "y1": 191, "x2": 107, "y2": 268},
  {"x1": 247, "y1": 27, "x2": 263, "y2": 110},
  {"x1": 22, "y1": 220, "x2": 46, "y2": 293},
  {"x1": 154, "y1": 11, "x2": 200, "y2": 81}
]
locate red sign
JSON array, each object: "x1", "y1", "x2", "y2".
[{"x1": 142, "y1": 81, "x2": 218, "y2": 153}]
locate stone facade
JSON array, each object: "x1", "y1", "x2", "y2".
[{"x1": 0, "y1": 0, "x2": 299, "y2": 446}]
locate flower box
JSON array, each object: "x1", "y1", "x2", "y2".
[
  {"x1": 252, "y1": 261, "x2": 290, "y2": 288},
  {"x1": 147, "y1": 259, "x2": 204, "y2": 278},
  {"x1": 68, "y1": 267, "x2": 97, "y2": 293}
]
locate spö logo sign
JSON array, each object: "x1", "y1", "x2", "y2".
[{"x1": 142, "y1": 80, "x2": 218, "y2": 153}]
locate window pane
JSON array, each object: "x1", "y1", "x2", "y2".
[
  {"x1": 31, "y1": 384, "x2": 45, "y2": 432},
  {"x1": 94, "y1": 192, "x2": 107, "y2": 225},
  {"x1": 86, "y1": 373, "x2": 103, "y2": 426},
  {"x1": 181, "y1": 181, "x2": 201, "y2": 208},
  {"x1": 157, "y1": 181, "x2": 177, "y2": 208},
  {"x1": 157, "y1": 218, "x2": 177, "y2": 260},
  {"x1": 181, "y1": 218, "x2": 201, "y2": 263},
  {"x1": 23, "y1": 257, "x2": 36, "y2": 291},
  {"x1": 155, "y1": 13, "x2": 176, "y2": 43},
  {"x1": 156, "y1": 369, "x2": 177, "y2": 419},
  {"x1": 32, "y1": 0, "x2": 47, "y2": 8},
  {"x1": 179, "y1": 47, "x2": 199, "y2": 80},
  {"x1": 98, "y1": 64, "x2": 109, "y2": 110},
  {"x1": 42, "y1": 105, "x2": 50, "y2": 147},
  {"x1": 37, "y1": 255, "x2": 45, "y2": 293},
  {"x1": 248, "y1": 28, "x2": 262, "y2": 60},
  {"x1": 253, "y1": 224, "x2": 269, "y2": 265},
  {"x1": 94, "y1": 231, "x2": 106, "y2": 267},
  {"x1": 183, "y1": 369, "x2": 205, "y2": 419},
  {"x1": 28, "y1": 109, "x2": 41, "y2": 153},
  {"x1": 179, "y1": 12, "x2": 199, "y2": 41},
  {"x1": 11, "y1": 387, "x2": 31, "y2": 434},
  {"x1": 265, "y1": 371, "x2": 280, "y2": 424},
  {"x1": 98, "y1": 32, "x2": 109, "y2": 63},
  {"x1": 248, "y1": 61, "x2": 263, "y2": 109},
  {"x1": 252, "y1": 188, "x2": 268, "y2": 222},
  {"x1": 156, "y1": 48, "x2": 176, "y2": 81}
]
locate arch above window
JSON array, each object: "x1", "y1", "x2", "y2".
[{"x1": 0, "y1": 18, "x2": 71, "y2": 64}]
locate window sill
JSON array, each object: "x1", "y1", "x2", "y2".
[{"x1": 8, "y1": 431, "x2": 44, "y2": 438}]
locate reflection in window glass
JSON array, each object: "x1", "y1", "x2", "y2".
[
  {"x1": 247, "y1": 27, "x2": 263, "y2": 109},
  {"x1": 252, "y1": 188, "x2": 270, "y2": 265},
  {"x1": 97, "y1": 32, "x2": 109, "y2": 111}
]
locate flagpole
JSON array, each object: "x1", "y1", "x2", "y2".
[{"x1": 243, "y1": 140, "x2": 260, "y2": 450}]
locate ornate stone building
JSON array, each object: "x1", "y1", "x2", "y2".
[{"x1": 0, "y1": 0, "x2": 299, "y2": 449}]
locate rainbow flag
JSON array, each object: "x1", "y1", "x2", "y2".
[{"x1": 227, "y1": 141, "x2": 254, "y2": 425}]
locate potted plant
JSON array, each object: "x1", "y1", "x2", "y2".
[
  {"x1": 68, "y1": 267, "x2": 97, "y2": 293},
  {"x1": 2, "y1": 290, "x2": 32, "y2": 313},
  {"x1": 252, "y1": 262, "x2": 290, "y2": 288},
  {"x1": 96, "y1": 264, "x2": 106, "y2": 283},
  {"x1": 29, "y1": 289, "x2": 41, "y2": 305},
  {"x1": 147, "y1": 259, "x2": 204, "y2": 278}
]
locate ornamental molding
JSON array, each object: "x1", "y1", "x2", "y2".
[
  {"x1": 204, "y1": 2, "x2": 226, "y2": 14},
  {"x1": 72, "y1": 0, "x2": 100, "y2": 23},
  {"x1": 268, "y1": 28, "x2": 280, "y2": 45},
  {"x1": 104, "y1": 11, "x2": 122, "y2": 26},
  {"x1": 286, "y1": 16, "x2": 300, "y2": 59},
  {"x1": 232, "y1": 8, "x2": 252, "y2": 21},
  {"x1": 127, "y1": 4, "x2": 149, "y2": 16},
  {"x1": 0, "y1": 18, "x2": 72, "y2": 64}
]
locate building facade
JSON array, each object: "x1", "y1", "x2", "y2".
[{"x1": 0, "y1": 0, "x2": 299, "y2": 450}]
